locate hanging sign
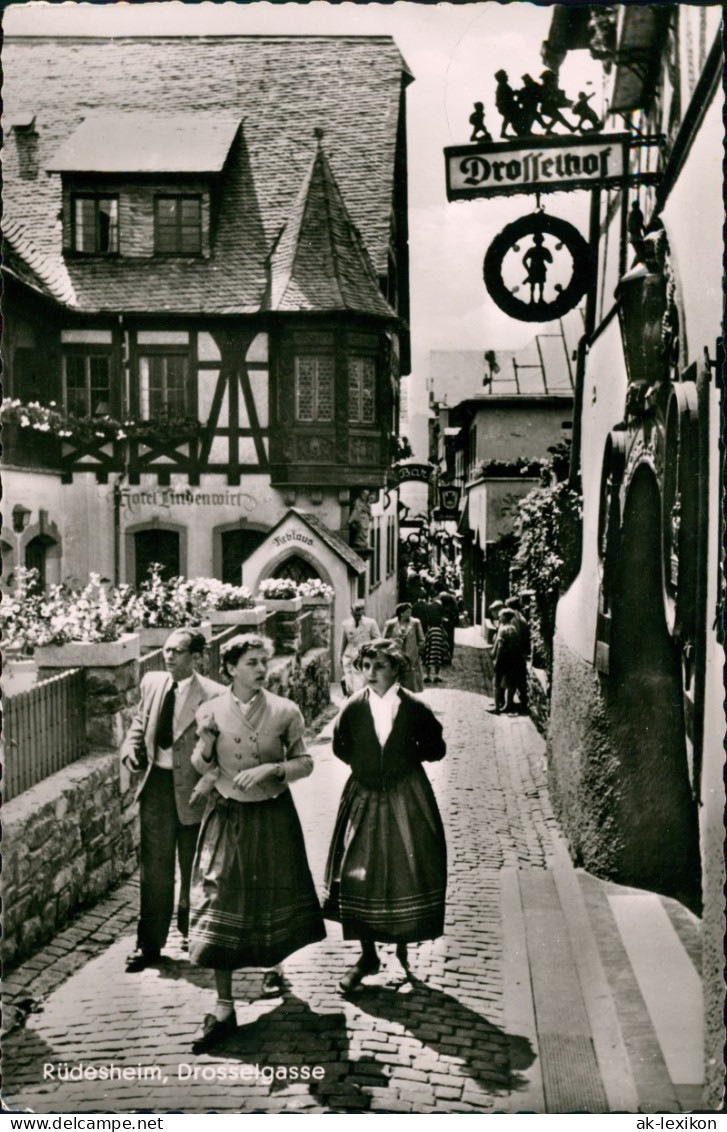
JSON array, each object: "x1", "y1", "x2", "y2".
[
  {"x1": 483, "y1": 211, "x2": 594, "y2": 322},
  {"x1": 438, "y1": 484, "x2": 460, "y2": 517},
  {"x1": 396, "y1": 463, "x2": 433, "y2": 484},
  {"x1": 445, "y1": 133, "x2": 630, "y2": 201}
]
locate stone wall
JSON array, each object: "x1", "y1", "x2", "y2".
[
  {"x1": 4, "y1": 643, "x2": 331, "y2": 970},
  {"x1": 2, "y1": 751, "x2": 139, "y2": 969}
]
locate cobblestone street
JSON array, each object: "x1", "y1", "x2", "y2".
[{"x1": 3, "y1": 636, "x2": 703, "y2": 1115}]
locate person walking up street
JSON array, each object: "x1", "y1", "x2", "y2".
[
  {"x1": 422, "y1": 594, "x2": 450, "y2": 683},
  {"x1": 491, "y1": 608, "x2": 523, "y2": 714},
  {"x1": 506, "y1": 596, "x2": 531, "y2": 714},
  {"x1": 120, "y1": 629, "x2": 226, "y2": 972},
  {"x1": 339, "y1": 600, "x2": 380, "y2": 695},
  {"x1": 438, "y1": 588, "x2": 458, "y2": 665}
]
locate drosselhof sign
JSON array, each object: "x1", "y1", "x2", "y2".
[{"x1": 445, "y1": 133, "x2": 630, "y2": 200}]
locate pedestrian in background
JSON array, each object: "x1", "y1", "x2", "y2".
[
  {"x1": 506, "y1": 595, "x2": 531, "y2": 714},
  {"x1": 187, "y1": 634, "x2": 325, "y2": 1053},
  {"x1": 339, "y1": 599, "x2": 380, "y2": 695},
  {"x1": 438, "y1": 588, "x2": 458, "y2": 665},
  {"x1": 422, "y1": 594, "x2": 450, "y2": 683},
  {"x1": 491, "y1": 608, "x2": 522, "y2": 714},
  {"x1": 120, "y1": 630, "x2": 226, "y2": 972},
  {"x1": 383, "y1": 602, "x2": 425, "y2": 692},
  {"x1": 322, "y1": 639, "x2": 447, "y2": 992}
]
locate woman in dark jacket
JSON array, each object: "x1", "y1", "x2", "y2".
[{"x1": 322, "y1": 639, "x2": 447, "y2": 993}]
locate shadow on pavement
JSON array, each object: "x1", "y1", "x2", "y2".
[{"x1": 354, "y1": 981, "x2": 534, "y2": 1096}]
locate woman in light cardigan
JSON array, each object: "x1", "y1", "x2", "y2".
[{"x1": 187, "y1": 634, "x2": 325, "y2": 1053}]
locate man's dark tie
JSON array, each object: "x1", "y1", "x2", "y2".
[{"x1": 155, "y1": 682, "x2": 177, "y2": 750}]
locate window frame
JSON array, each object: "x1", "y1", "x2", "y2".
[
  {"x1": 137, "y1": 347, "x2": 194, "y2": 420},
  {"x1": 347, "y1": 355, "x2": 377, "y2": 425},
  {"x1": 62, "y1": 347, "x2": 114, "y2": 417},
  {"x1": 293, "y1": 355, "x2": 335, "y2": 425},
  {"x1": 154, "y1": 194, "x2": 203, "y2": 256},
  {"x1": 71, "y1": 193, "x2": 120, "y2": 256}
]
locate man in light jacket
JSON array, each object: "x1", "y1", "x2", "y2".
[{"x1": 121, "y1": 628, "x2": 225, "y2": 971}]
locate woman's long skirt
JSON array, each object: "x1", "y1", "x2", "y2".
[
  {"x1": 189, "y1": 790, "x2": 326, "y2": 970},
  {"x1": 422, "y1": 625, "x2": 450, "y2": 669},
  {"x1": 322, "y1": 766, "x2": 447, "y2": 943}
]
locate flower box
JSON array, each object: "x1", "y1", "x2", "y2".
[
  {"x1": 36, "y1": 632, "x2": 141, "y2": 669},
  {"x1": 261, "y1": 597, "x2": 303, "y2": 614},
  {"x1": 140, "y1": 621, "x2": 212, "y2": 650},
  {"x1": 210, "y1": 605, "x2": 266, "y2": 630},
  {"x1": 299, "y1": 595, "x2": 333, "y2": 607}
]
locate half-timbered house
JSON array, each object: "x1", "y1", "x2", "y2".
[{"x1": 2, "y1": 33, "x2": 412, "y2": 657}]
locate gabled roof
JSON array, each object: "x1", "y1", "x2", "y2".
[
  {"x1": 291, "y1": 510, "x2": 367, "y2": 575},
  {"x1": 47, "y1": 113, "x2": 241, "y2": 174},
  {"x1": 267, "y1": 140, "x2": 396, "y2": 317},
  {"x1": 3, "y1": 35, "x2": 409, "y2": 315}
]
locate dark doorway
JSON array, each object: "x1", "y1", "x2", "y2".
[
  {"x1": 25, "y1": 534, "x2": 55, "y2": 590},
  {"x1": 221, "y1": 529, "x2": 267, "y2": 586},
  {"x1": 135, "y1": 529, "x2": 180, "y2": 588},
  {"x1": 606, "y1": 465, "x2": 701, "y2": 910},
  {"x1": 272, "y1": 555, "x2": 320, "y2": 586}
]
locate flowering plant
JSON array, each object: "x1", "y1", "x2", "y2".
[
  {"x1": 127, "y1": 564, "x2": 209, "y2": 629},
  {"x1": 0, "y1": 399, "x2": 200, "y2": 446},
  {"x1": 0, "y1": 569, "x2": 132, "y2": 648},
  {"x1": 258, "y1": 578, "x2": 298, "y2": 600},
  {"x1": 296, "y1": 580, "x2": 334, "y2": 600},
  {"x1": 191, "y1": 578, "x2": 256, "y2": 611}
]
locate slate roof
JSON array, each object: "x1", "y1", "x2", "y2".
[
  {"x1": 2, "y1": 218, "x2": 77, "y2": 306},
  {"x1": 46, "y1": 113, "x2": 241, "y2": 174},
  {"x1": 267, "y1": 141, "x2": 395, "y2": 317},
  {"x1": 3, "y1": 35, "x2": 409, "y2": 315}
]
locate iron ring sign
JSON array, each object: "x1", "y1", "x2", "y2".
[{"x1": 483, "y1": 212, "x2": 594, "y2": 322}]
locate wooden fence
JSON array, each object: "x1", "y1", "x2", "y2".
[{"x1": 3, "y1": 668, "x2": 87, "y2": 803}]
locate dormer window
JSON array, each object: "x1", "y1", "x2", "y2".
[
  {"x1": 155, "y1": 196, "x2": 202, "y2": 255},
  {"x1": 72, "y1": 195, "x2": 119, "y2": 254}
]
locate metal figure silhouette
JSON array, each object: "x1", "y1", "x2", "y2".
[
  {"x1": 469, "y1": 101, "x2": 492, "y2": 142},
  {"x1": 522, "y1": 233, "x2": 553, "y2": 303},
  {"x1": 572, "y1": 91, "x2": 603, "y2": 132}
]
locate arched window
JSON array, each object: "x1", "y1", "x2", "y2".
[{"x1": 272, "y1": 555, "x2": 320, "y2": 586}]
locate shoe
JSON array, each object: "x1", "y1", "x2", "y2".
[
  {"x1": 433, "y1": 675, "x2": 443, "y2": 684},
  {"x1": 177, "y1": 904, "x2": 190, "y2": 939},
  {"x1": 180, "y1": 937, "x2": 189, "y2": 953},
  {"x1": 191, "y1": 1012, "x2": 237, "y2": 1054},
  {"x1": 260, "y1": 969, "x2": 286, "y2": 998},
  {"x1": 339, "y1": 956, "x2": 381, "y2": 994},
  {"x1": 125, "y1": 948, "x2": 161, "y2": 973},
  {"x1": 424, "y1": 676, "x2": 432, "y2": 684}
]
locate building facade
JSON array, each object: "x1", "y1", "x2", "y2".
[
  {"x1": 429, "y1": 337, "x2": 575, "y2": 627},
  {"x1": 2, "y1": 34, "x2": 413, "y2": 670},
  {"x1": 542, "y1": 6, "x2": 723, "y2": 1104}
]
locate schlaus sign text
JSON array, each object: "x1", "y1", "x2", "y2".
[{"x1": 445, "y1": 133, "x2": 630, "y2": 200}]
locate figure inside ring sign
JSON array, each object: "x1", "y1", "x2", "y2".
[{"x1": 522, "y1": 233, "x2": 553, "y2": 304}]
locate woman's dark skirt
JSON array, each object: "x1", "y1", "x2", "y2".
[
  {"x1": 422, "y1": 625, "x2": 450, "y2": 669},
  {"x1": 189, "y1": 789, "x2": 325, "y2": 970},
  {"x1": 322, "y1": 765, "x2": 447, "y2": 944}
]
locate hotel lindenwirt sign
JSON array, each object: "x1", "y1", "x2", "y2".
[{"x1": 445, "y1": 134, "x2": 630, "y2": 201}]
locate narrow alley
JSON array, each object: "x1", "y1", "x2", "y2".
[{"x1": 3, "y1": 636, "x2": 703, "y2": 1115}]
